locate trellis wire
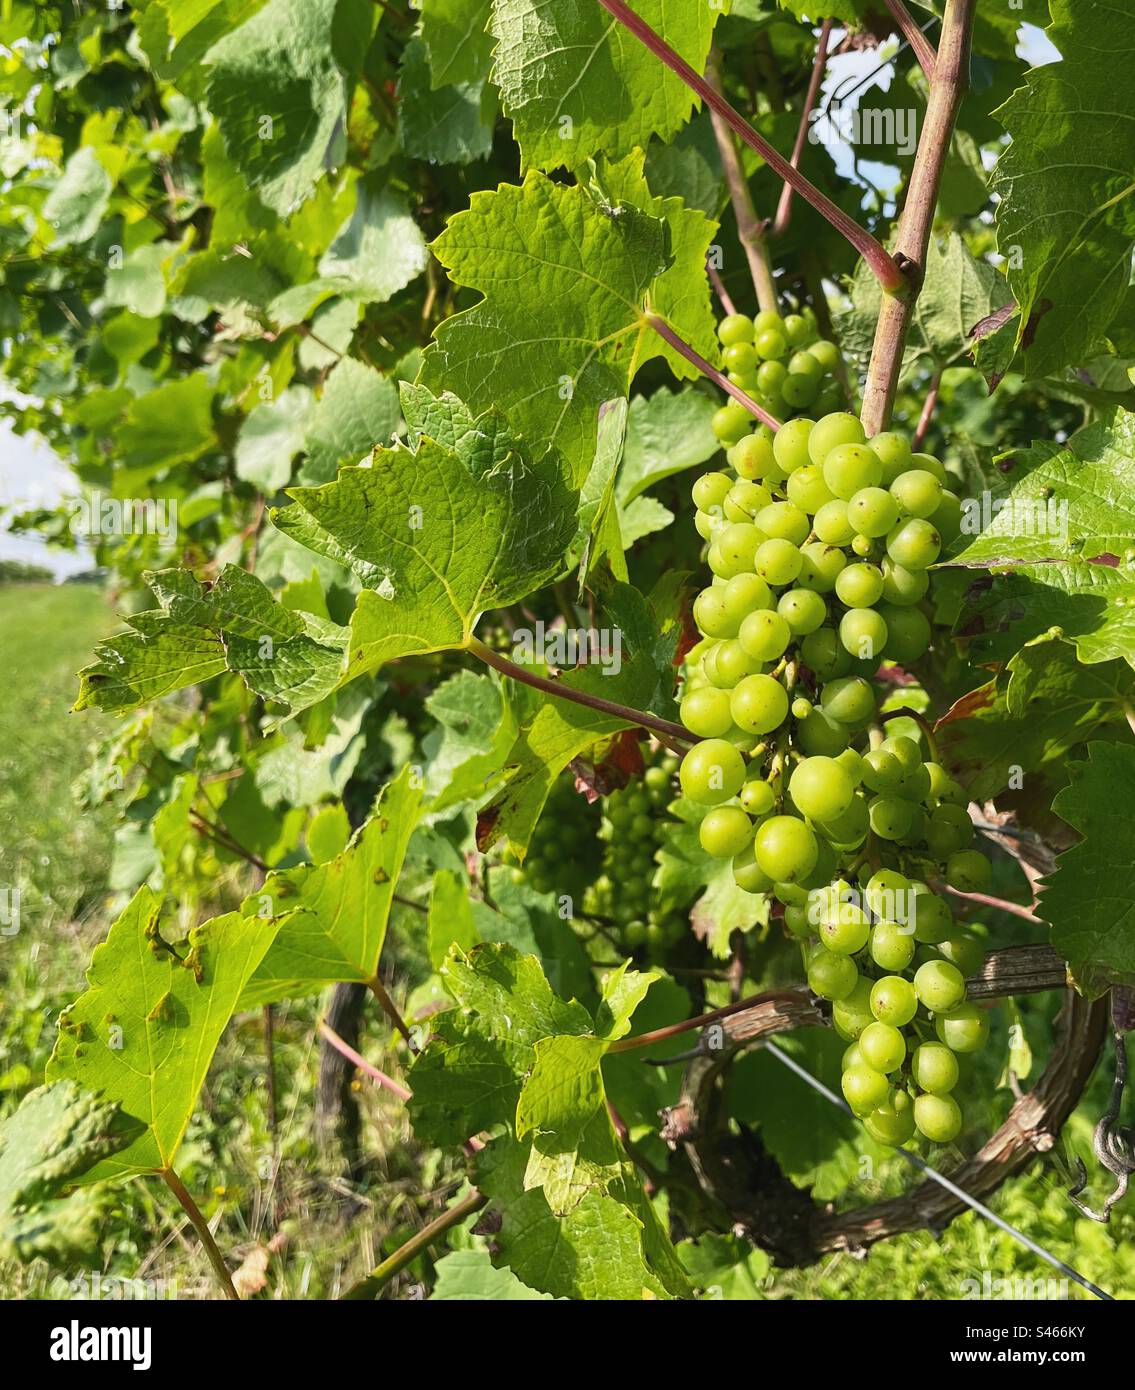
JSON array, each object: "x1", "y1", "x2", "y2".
[{"x1": 762, "y1": 1040, "x2": 1114, "y2": 1302}]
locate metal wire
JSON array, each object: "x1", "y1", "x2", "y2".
[{"x1": 762, "y1": 1040, "x2": 1115, "y2": 1302}]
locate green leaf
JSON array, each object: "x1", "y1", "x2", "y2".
[
  {"x1": 420, "y1": 173, "x2": 669, "y2": 484},
  {"x1": 117, "y1": 375, "x2": 217, "y2": 482},
  {"x1": 235, "y1": 385, "x2": 314, "y2": 492},
  {"x1": 272, "y1": 425, "x2": 577, "y2": 679},
  {"x1": 43, "y1": 147, "x2": 112, "y2": 246},
  {"x1": 306, "y1": 802, "x2": 351, "y2": 864},
  {"x1": 423, "y1": 669, "x2": 519, "y2": 811},
  {"x1": 47, "y1": 887, "x2": 280, "y2": 1179},
  {"x1": 398, "y1": 37, "x2": 494, "y2": 167},
  {"x1": 205, "y1": 0, "x2": 368, "y2": 215},
  {"x1": 677, "y1": 1232, "x2": 770, "y2": 1302},
  {"x1": 489, "y1": 0, "x2": 720, "y2": 171},
  {"x1": 75, "y1": 566, "x2": 347, "y2": 715},
  {"x1": 427, "y1": 868, "x2": 481, "y2": 969},
  {"x1": 419, "y1": 0, "x2": 493, "y2": 88},
  {"x1": 300, "y1": 357, "x2": 401, "y2": 485},
  {"x1": 314, "y1": 185, "x2": 429, "y2": 304},
  {"x1": 576, "y1": 397, "x2": 629, "y2": 584},
  {"x1": 936, "y1": 636, "x2": 1135, "y2": 801},
  {"x1": 943, "y1": 407, "x2": 1135, "y2": 667},
  {"x1": 1043, "y1": 741, "x2": 1135, "y2": 997},
  {"x1": 991, "y1": 0, "x2": 1135, "y2": 378},
  {"x1": 617, "y1": 385, "x2": 720, "y2": 506},
  {"x1": 238, "y1": 767, "x2": 423, "y2": 1005},
  {"x1": 0, "y1": 1082, "x2": 143, "y2": 1265},
  {"x1": 430, "y1": 1248, "x2": 554, "y2": 1300}
]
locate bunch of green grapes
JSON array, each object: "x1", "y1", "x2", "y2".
[
  {"x1": 514, "y1": 772, "x2": 602, "y2": 896},
  {"x1": 585, "y1": 746, "x2": 685, "y2": 958},
  {"x1": 678, "y1": 408, "x2": 993, "y2": 1146},
  {"x1": 713, "y1": 308, "x2": 848, "y2": 440}
]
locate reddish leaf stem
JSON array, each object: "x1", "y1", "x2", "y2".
[
  {"x1": 706, "y1": 257, "x2": 737, "y2": 316},
  {"x1": 883, "y1": 0, "x2": 938, "y2": 79},
  {"x1": 595, "y1": 0, "x2": 905, "y2": 292},
  {"x1": 606, "y1": 989, "x2": 805, "y2": 1055},
  {"x1": 771, "y1": 20, "x2": 833, "y2": 238},
  {"x1": 912, "y1": 368, "x2": 942, "y2": 448},
  {"x1": 318, "y1": 1019, "x2": 412, "y2": 1101},
  {"x1": 646, "y1": 314, "x2": 782, "y2": 430}
]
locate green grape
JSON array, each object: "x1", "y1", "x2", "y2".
[
  {"x1": 912, "y1": 887, "x2": 952, "y2": 945},
  {"x1": 699, "y1": 806, "x2": 755, "y2": 858},
  {"x1": 816, "y1": 795, "x2": 870, "y2": 851},
  {"x1": 756, "y1": 500, "x2": 810, "y2": 544},
  {"x1": 886, "y1": 517, "x2": 942, "y2": 570},
  {"x1": 772, "y1": 417, "x2": 814, "y2": 474},
  {"x1": 778, "y1": 587, "x2": 828, "y2": 635},
  {"x1": 755, "y1": 538, "x2": 804, "y2": 586},
  {"x1": 834, "y1": 561, "x2": 884, "y2": 608},
  {"x1": 679, "y1": 739, "x2": 746, "y2": 806},
  {"x1": 925, "y1": 804, "x2": 974, "y2": 858},
  {"x1": 783, "y1": 373, "x2": 819, "y2": 408},
  {"x1": 733, "y1": 847, "x2": 773, "y2": 894},
  {"x1": 791, "y1": 696, "x2": 813, "y2": 719},
  {"x1": 739, "y1": 778, "x2": 775, "y2": 816},
  {"x1": 817, "y1": 901, "x2": 871, "y2": 955},
  {"x1": 848, "y1": 486, "x2": 900, "y2": 539},
  {"x1": 869, "y1": 795, "x2": 914, "y2": 840},
  {"x1": 795, "y1": 704, "x2": 850, "y2": 756},
  {"x1": 715, "y1": 522, "x2": 764, "y2": 578},
  {"x1": 692, "y1": 471, "x2": 733, "y2": 511},
  {"x1": 842, "y1": 1063, "x2": 891, "y2": 1116},
  {"x1": 784, "y1": 314, "x2": 812, "y2": 347},
  {"x1": 721, "y1": 572, "x2": 773, "y2": 625},
  {"x1": 813, "y1": 499, "x2": 856, "y2": 546},
  {"x1": 756, "y1": 329, "x2": 788, "y2": 360},
  {"x1": 870, "y1": 919, "x2": 916, "y2": 972},
  {"x1": 728, "y1": 371, "x2": 761, "y2": 393},
  {"x1": 694, "y1": 509, "x2": 721, "y2": 541},
  {"x1": 859, "y1": 1021, "x2": 906, "y2": 1074},
  {"x1": 787, "y1": 462, "x2": 836, "y2": 513},
  {"x1": 807, "y1": 339, "x2": 841, "y2": 372},
  {"x1": 934, "y1": 1003, "x2": 990, "y2": 1053},
  {"x1": 870, "y1": 975, "x2": 918, "y2": 1026},
  {"x1": 808, "y1": 412, "x2": 864, "y2": 466},
  {"x1": 784, "y1": 902, "x2": 812, "y2": 938},
  {"x1": 731, "y1": 674, "x2": 790, "y2": 734},
  {"x1": 820, "y1": 675, "x2": 876, "y2": 726},
  {"x1": 692, "y1": 587, "x2": 736, "y2": 639},
  {"x1": 723, "y1": 342, "x2": 758, "y2": 375},
  {"x1": 713, "y1": 402, "x2": 753, "y2": 445},
  {"x1": 881, "y1": 734, "x2": 922, "y2": 774},
  {"x1": 910, "y1": 451, "x2": 948, "y2": 484},
  {"x1": 840, "y1": 606, "x2": 888, "y2": 662},
  {"x1": 864, "y1": 1090, "x2": 915, "y2": 1146},
  {"x1": 680, "y1": 686, "x2": 734, "y2": 738},
  {"x1": 711, "y1": 640, "x2": 762, "y2": 685},
  {"x1": 787, "y1": 352, "x2": 822, "y2": 381},
  {"x1": 822, "y1": 443, "x2": 883, "y2": 500},
  {"x1": 797, "y1": 542, "x2": 846, "y2": 593},
  {"x1": 868, "y1": 431, "x2": 914, "y2": 484},
  {"x1": 946, "y1": 849, "x2": 993, "y2": 892},
  {"x1": 724, "y1": 480, "x2": 773, "y2": 523},
  {"x1": 831, "y1": 976, "x2": 874, "y2": 1040},
  {"x1": 738, "y1": 607, "x2": 792, "y2": 661},
  {"x1": 753, "y1": 309, "x2": 785, "y2": 335},
  {"x1": 754, "y1": 815, "x2": 819, "y2": 882},
  {"x1": 757, "y1": 360, "x2": 787, "y2": 395},
  {"x1": 789, "y1": 756, "x2": 855, "y2": 822},
  {"x1": 939, "y1": 931, "x2": 985, "y2": 978},
  {"x1": 718, "y1": 313, "x2": 755, "y2": 346},
  {"x1": 731, "y1": 429, "x2": 777, "y2": 480},
  {"x1": 800, "y1": 627, "x2": 852, "y2": 682},
  {"x1": 891, "y1": 468, "x2": 943, "y2": 518},
  {"x1": 808, "y1": 948, "x2": 858, "y2": 1001},
  {"x1": 879, "y1": 604, "x2": 931, "y2": 664},
  {"x1": 861, "y1": 747, "x2": 904, "y2": 794},
  {"x1": 864, "y1": 867, "x2": 912, "y2": 920},
  {"x1": 914, "y1": 959, "x2": 966, "y2": 1012},
  {"x1": 880, "y1": 556, "x2": 930, "y2": 606},
  {"x1": 911, "y1": 1041, "x2": 959, "y2": 1094},
  {"x1": 931, "y1": 490, "x2": 963, "y2": 543},
  {"x1": 850, "y1": 534, "x2": 876, "y2": 559},
  {"x1": 835, "y1": 747, "x2": 863, "y2": 783},
  {"x1": 913, "y1": 1092, "x2": 962, "y2": 1143}
]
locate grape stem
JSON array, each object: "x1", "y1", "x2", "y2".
[
  {"x1": 883, "y1": 0, "x2": 938, "y2": 79},
  {"x1": 706, "y1": 257, "x2": 737, "y2": 316},
  {"x1": 860, "y1": 0, "x2": 975, "y2": 434},
  {"x1": 705, "y1": 50, "x2": 779, "y2": 314},
  {"x1": 880, "y1": 703, "x2": 940, "y2": 762},
  {"x1": 941, "y1": 885, "x2": 1042, "y2": 924},
  {"x1": 770, "y1": 20, "x2": 833, "y2": 238},
  {"x1": 912, "y1": 368, "x2": 942, "y2": 449},
  {"x1": 465, "y1": 635, "x2": 693, "y2": 745},
  {"x1": 644, "y1": 314, "x2": 782, "y2": 430},
  {"x1": 595, "y1": 0, "x2": 906, "y2": 293},
  {"x1": 317, "y1": 1019, "x2": 412, "y2": 1101},
  {"x1": 161, "y1": 1168, "x2": 240, "y2": 1301}
]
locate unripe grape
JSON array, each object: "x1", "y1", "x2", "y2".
[
  {"x1": 692, "y1": 471, "x2": 733, "y2": 511},
  {"x1": 870, "y1": 975, "x2": 918, "y2": 1026},
  {"x1": 808, "y1": 412, "x2": 864, "y2": 466},
  {"x1": 835, "y1": 562, "x2": 884, "y2": 608},
  {"x1": 842, "y1": 1063, "x2": 891, "y2": 1116},
  {"x1": 694, "y1": 508, "x2": 720, "y2": 541},
  {"x1": 850, "y1": 534, "x2": 876, "y2": 558},
  {"x1": 914, "y1": 958, "x2": 966, "y2": 1012},
  {"x1": 912, "y1": 887, "x2": 953, "y2": 945},
  {"x1": 784, "y1": 315, "x2": 812, "y2": 347},
  {"x1": 786, "y1": 462, "x2": 836, "y2": 514},
  {"x1": 859, "y1": 1021, "x2": 906, "y2": 1074},
  {"x1": 733, "y1": 846, "x2": 773, "y2": 894},
  {"x1": 680, "y1": 686, "x2": 734, "y2": 738},
  {"x1": 754, "y1": 815, "x2": 819, "y2": 882},
  {"x1": 881, "y1": 734, "x2": 922, "y2": 774},
  {"x1": 925, "y1": 804, "x2": 974, "y2": 858},
  {"x1": 754, "y1": 309, "x2": 785, "y2": 335},
  {"x1": 868, "y1": 431, "x2": 913, "y2": 483},
  {"x1": 755, "y1": 538, "x2": 804, "y2": 586},
  {"x1": 910, "y1": 451, "x2": 948, "y2": 484},
  {"x1": 679, "y1": 739, "x2": 746, "y2": 806},
  {"x1": 808, "y1": 948, "x2": 858, "y2": 1001},
  {"x1": 831, "y1": 975, "x2": 874, "y2": 1040},
  {"x1": 757, "y1": 360, "x2": 787, "y2": 395},
  {"x1": 721, "y1": 572, "x2": 773, "y2": 624},
  {"x1": 738, "y1": 607, "x2": 791, "y2": 661},
  {"x1": 724, "y1": 480, "x2": 773, "y2": 523},
  {"x1": 934, "y1": 1003, "x2": 990, "y2": 1053},
  {"x1": 731, "y1": 429, "x2": 777, "y2": 480},
  {"x1": 820, "y1": 675, "x2": 876, "y2": 726},
  {"x1": 772, "y1": 417, "x2": 814, "y2": 474},
  {"x1": 756, "y1": 329, "x2": 788, "y2": 361},
  {"x1": 789, "y1": 756, "x2": 855, "y2": 823},
  {"x1": 778, "y1": 587, "x2": 828, "y2": 635},
  {"x1": 797, "y1": 542, "x2": 846, "y2": 594},
  {"x1": 713, "y1": 402, "x2": 753, "y2": 445},
  {"x1": 718, "y1": 313, "x2": 754, "y2": 346},
  {"x1": 731, "y1": 673, "x2": 790, "y2": 735},
  {"x1": 931, "y1": 490, "x2": 963, "y2": 543},
  {"x1": 946, "y1": 849, "x2": 993, "y2": 892},
  {"x1": 711, "y1": 639, "x2": 762, "y2": 686},
  {"x1": 756, "y1": 501, "x2": 810, "y2": 544},
  {"x1": 886, "y1": 517, "x2": 942, "y2": 570},
  {"x1": 800, "y1": 627, "x2": 852, "y2": 682},
  {"x1": 699, "y1": 806, "x2": 755, "y2": 859},
  {"x1": 864, "y1": 1090, "x2": 915, "y2": 1146},
  {"x1": 823, "y1": 443, "x2": 883, "y2": 500},
  {"x1": 813, "y1": 499, "x2": 856, "y2": 546},
  {"x1": 795, "y1": 704, "x2": 850, "y2": 756},
  {"x1": 817, "y1": 900, "x2": 871, "y2": 955},
  {"x1": 783, "y1": 373, "x2": 819, "y2": 408},
  {"x1": 848, "y1": 486, "x2": 900, "y2": 538},
  {"x1": 864, "y1": 867, "x2": 912, "y2": 921},
  {"x1": 815, "y1": 793, "x2": 869, "y2": 849},
  {"x1": 879, "y1": 604, "x2": 931, "y2": 664},
  {"x1": 791, "y1": 696, "x2": 813, "y2": 720},
  {"x1": 715, "y1": 522, "x2": 764, "y2": 577},
  {"x1": 838, "y1": 602, "x2": 888, "y2": 660},
  {"x1": 861, "y1": 747, "x2": 904, "y2": 794},
  {"x1": 880, "y1": 556, "x2": 930, "y2": 606},
  {"x1": 891, "y1": 468, "x2": 943, "y2": 519},
  {"x1": 722, "y1": 342, "x2": 758, "y2": 375},
  {"x1": 870, "y1": 919, "x2": 916, "y2": 972},
  {"x1": 739, "y1": 778, "x2": 776, "y2": 817},
  {"x1": 913, "y1": 1092, "x2": 962, "y2": 1143},
  {"x1": 939, "y1": 931, "x2": 985, "y2": 978},
  {"x1": 807, "y1": 340, "x2": 841, "y2": 372},
  {"x1": 693, "y1": 587, "x2": 736, "y2": 639},
  {"x1": 911, "y1": 1041, "x2": 960, "y2": 1094}
]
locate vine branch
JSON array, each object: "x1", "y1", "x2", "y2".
[
  {"x1": 318, "y1": 1019, "x2": 412, "y2": 1101},
  {"x1": 860, "y1": 0, "x2": 975, "y2": 434},
  {"x1": 770, "y1": 20, "x2": 833, "y2": 238},
  {"x1": 595, "y1": 0, "x2": 906, "y2": 293},
  {"x1": 883, "y1": 0, "x2": 938, "y2": 79},
  {"x1": 466, "y1": 634, "x2": 693, "y2": 744},
  {"x1": 645, "y1": 314, "x2": 782, "y2": 429},
  {"x1": 161, "y1": 1168, "x2": 240, "y2": 1301},
  {"x1": 341, "y1": 1190, "x2": 488, "y2": 1299}
]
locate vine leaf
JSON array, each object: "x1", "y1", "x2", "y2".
[
  {"x1": 942, "y1": 407, "x2": 1135, "y2": 668},
  {"x1": 237, "y1": 768, "x2": 424, "y2": 1007},
  {"x1": 489, "y1": 0, "x2": 720, "y2": 173},
  {"x1": 418, "y1": 0, "x2": 494, "y2": 89},
  {"x1": 419, "y1": 173, "x2": 670, "y2": 485},
  {"x1": 430, "y1": 1248, "x2": 553, "y2": 1300},
  {"x1": 300, "y1": 357, "x2": 401, "y2": 486},
  {"x1": 75, "y1": 566, "x2": 347, "y2": 715},
  {"x1": 398, "y1": 36, "x2": 495, "y2": 168},
  {"x1": 46, "y1": 887, "x2": 280, "y2": 1180},
  {"x1": 0, "y1": 1083, "x2": 143, "y2": 1265},
  {"x1": 1042, "y1": 741, "x2": 1135, "y2": 998},
  {"x1": 990, "y1": 0, "x2": 1135, "y2": 379},
  {"x1": 272, "y1": 394, "x2": 578, "y2": 680}
]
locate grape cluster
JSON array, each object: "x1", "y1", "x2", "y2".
[
  {"x1": 678, "y1": 408, "x2": 994, "y2": 1145},
  {"x1": 712, "y1": 308, "x2": 848, "y2": 441},
  {"x1": 585, "y1": 747, "x2": 686, "y2": 957},
  {"x1": 513, "y1": 772, "x2": 602, "y2": 896}
]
